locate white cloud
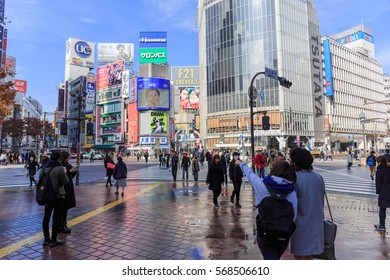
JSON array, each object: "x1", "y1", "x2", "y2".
[{"x1": 79, "y1": 17, "x2": 97, "y2": 24}]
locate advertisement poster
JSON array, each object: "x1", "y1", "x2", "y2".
[
  {"x1": 137, "y1": 77, "x2": 170, "y2": 111},
  {"x1": 139, "y1": 48, "x2": 167, "y2": 64},
  {"x1": 171, "y1": 66, "x2": 199, "y2": 87},
  {"x1": 96, "y1": 60, "x2": 124, "y2": 90},
  {"x1": 98, "y1": 43, "x2": 134, "y2": 63},
  {"x1": 121, "y1": 70, "x2": 130, "y2": 99},
  {"x1": 150, "y1": 111, "x2": 167, "y2": 135},
  {"x1": 179, "y1": 87, "x2": 199, "y2": 110}
]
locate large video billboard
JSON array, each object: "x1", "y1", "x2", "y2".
[
  {"x1": 96, "y1": 60, "x2": 124, "y2": 90},
  {"x1": 98, "y1": 43, "x2": 134, "y2": 63},
  {"x1": 65, "y1": 38, "x2": 94, "y2": 68},
  {"x1": 137, "y1": 77, "x2": 170, "y2": 111}
]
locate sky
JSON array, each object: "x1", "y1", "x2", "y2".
[{"x1": 4, "y1": 0, "x2": 390, "y2": 114}]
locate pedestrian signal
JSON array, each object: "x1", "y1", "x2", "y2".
[
  {"x1": 262, "y1": 116, "x2": 270, "y2": 130},
  {"x1": 60, "y1": 123, "x2": 67, "y2": 135},
  {"x1": 86, "y1": 122, "x2": 94, "y2": 136}
]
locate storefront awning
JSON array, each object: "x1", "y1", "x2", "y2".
[{"x1": 91, "y1": 144, "x2": 115, "y2": 149}]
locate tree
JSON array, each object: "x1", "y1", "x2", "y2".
[
  {"x1": 0, "y1": 68, "x2": 17, "y2": 121},
  {"x1": 2, "y1": 118, "x2": 27, "y2": 148}
]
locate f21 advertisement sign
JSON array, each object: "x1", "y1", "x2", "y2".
[
  {"x1": 65, "y1": 38, "x2": 94, "y2": 68},
  {"x1": 137, "y1": 77, "x2": 170, "y2": 111}
]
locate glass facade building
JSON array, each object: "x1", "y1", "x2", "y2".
[{"x1": 198, "y1": 0, "x2": 324, "y2": 150}]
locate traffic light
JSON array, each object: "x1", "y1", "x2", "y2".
[
  {"x1": 262, "y1": 116, "x2": 270, "y2": 130},
  {"x1": 60, "y1": 123, "x2": 67, "y2": 135},
  {"x1": 86, "y1": 122, "x2": 94, "y2": 136},
  {"x1": 278, "y1": 77, "x2": 292, "y2": 89}
]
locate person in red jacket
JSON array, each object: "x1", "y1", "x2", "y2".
[{"x1": 254, "y1": 150, "x2": 267, "y2": 178}]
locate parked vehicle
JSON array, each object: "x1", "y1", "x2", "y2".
[{"x1": 93, "y1": 152, "x2": 103, "y2": 160}]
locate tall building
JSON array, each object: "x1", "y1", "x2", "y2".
[
  {"x1": 197, "y1": 0, "x2": 324, "y2": 151},
  {"x1": 322, "y1": 25, "x2": 387, "y2": 152}
]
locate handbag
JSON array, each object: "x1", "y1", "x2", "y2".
[
  {"x1": 107, "y1": 162, "x2": 115, "y2": 170},
  {"x1": 314, "y1": 191, "x2": 337, "y2": 260}
]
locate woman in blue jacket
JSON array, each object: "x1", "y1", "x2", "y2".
[{"x1": 235, "y1": 159, "x2": 297, "y2": 260}]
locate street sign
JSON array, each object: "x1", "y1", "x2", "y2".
[{"x1": 265, "y1": 67, "x2": 278, "y2": 81}]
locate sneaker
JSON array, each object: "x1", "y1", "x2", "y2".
[
  {"x1": 370, "y1": 175, "x2": 374, "y2": 180},
  {"x1": 374, "y1": 224, "x2": 386, "y2": 231},
  {"x1": 214, "y1": 202, "x2": 219, "y2": 208},
  {"x1": 59, "y1": 227, "x2": 71, "y2": 234}
]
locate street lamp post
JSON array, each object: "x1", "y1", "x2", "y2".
[
  {"x1": 248, "y1": 70, "x2": 292, "y2": 171},
  {"x1": 359, "y1": 111, "x2": 367, "y2": 152}
]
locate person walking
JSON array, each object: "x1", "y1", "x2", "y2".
[
  {"x1": 206, "y1": 154, "x2": 224, "y2": 208},
  {"x1": 267, "y1": 150, "x2": 277, "y2": 170},
  {"x1": 144, "y1": 151, "x2": 149, "y2": 164},
  {"x1": 220, "y1": 152, "x2": 228, "y2": 187},
  {"x1": 234, "y1": 159, "x2": 297, "y2": 260},
  {"x1": 171, "y1": 151, "x2": 179, "y2": 182},
  {"x1": 104, "y1": 153, "x2": 115, "y2": 188},
  {"x1": 366, "y1": 151, "x2": 377, "y2": 180},
  {"x1": 254, "y1": 150, "x2": 267, "y2": 178},
  {"x1": 25, "y1": 156, "x2": 39, "y2": 187},
  {"x1": 192, "y1": 155, "x2": 200, "y2": 183},
  {"x1": 59, "y1": 151, "x2": 77, "y2": 234},
  {"x1": 41, "y1": 151, "x2": 69, "y2": 247},
  {"x1": 113, "y1": 156, "x2": 127, "y2": 197},
  {"x1": 289, "y1": 148, "x2": 325, "y2": 260},
  {"x1": 347, "y1": 152, "x2": 353, "y2": 170},
  {"x1": 181, "y1": 153, "x2": 191, "y2": 181},
  {"x1": 383, "y1": 149, "x2": 390, "y2": 162},
  {"x1": 229, "y1": 152, "x2": 244, "y2": 208},
  {"x1": 374, "y1": 156, "x2": 390, "y2": 231}
]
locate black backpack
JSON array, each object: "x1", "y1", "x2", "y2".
[
  {"x1": 256, "y1": 180, "x2": 296, "y2": 241},
  {"x1": 36, "y1": 167, "x2": 57, "y2": 206}
]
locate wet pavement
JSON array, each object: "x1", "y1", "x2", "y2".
[{"x1": 0, "y1": 161, "x2": 389, "y2": 260}]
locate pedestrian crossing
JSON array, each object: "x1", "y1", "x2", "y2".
[{"x1": 0, "y1": 162, "x2": 379, "y2": 197}]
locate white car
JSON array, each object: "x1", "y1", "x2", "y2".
[{"x1": 93, "y1": 152, "x2": 103, "y2": 160}]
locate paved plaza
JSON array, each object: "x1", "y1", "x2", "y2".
[{"x1": 0, "y1": 159, "x2": 389, "y2": 260}]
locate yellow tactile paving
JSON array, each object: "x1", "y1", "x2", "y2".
[{"x1": 0, "y1": 183, "x2": 160, "y2": 259}]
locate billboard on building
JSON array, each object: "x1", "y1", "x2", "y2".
[
  {"x1": 96, "y1": 60, "x2": 124, "y2": 90},
  {"x1": 150, "y1": 111, "x2": 168, "y2": 135},
  {"x1": 130, "y1": 76, "x2": 137, "y2": 103},
  {"x1": 5, "y1": 55, "x2": 15, "y2": 72},
  {"x1": 14, "y1": 79, "x2": 27, "y2": 93},
  {"x1": 137, "y1": 77, "x2": 170, "y2": 111},
  {"x1": 178, "y1": 87, "x2": 199, "y2": 110},
  {"x1": 86, "y1": 74, "x2": 95, "y2": 113},
  {"x1": 97, "y1": 43, "x2": 134, "y2": 63},
  {"x1": 139, "y1": 31, "x2": 167, "y2": 48},
  {"x1": 139, "y1": 48, "x2": 167, "y2": 64},
  {"x1": 336, "y1": 31, "x2": 374, "y2": 45},
  {"x1": 65, "y1": 38, "x2": 94, "y2": 68},
  {"x1": 57, "y1": 88, "x2": 65, "y2": 111},
  {"x1": 128, "y1": 103, "x2": 139, "y2": 144},
  {"x1": 171, "y1": 66, "x2": 199, "y2": 87}
]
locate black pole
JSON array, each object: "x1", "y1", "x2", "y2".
[
  {"x1": 75, "y1": 86, "x2": 83, "y2": 186},
  {"x1": 249, "y1": 72, "x2": 264, "y2": 172}
]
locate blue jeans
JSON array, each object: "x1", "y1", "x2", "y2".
[
  {"x1": 257, "y1": 167, "x2": 265, "y2": 178},
  {"x1": 193, "y1": 171, "x2": 199, "y2": 181}
]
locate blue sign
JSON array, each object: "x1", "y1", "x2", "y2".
[
  {"x1": 139, "y1": 31, "x2": 167, "y2": 48},
  {"x1": 265, "y1": 67, "x2": 278, "y2": 80},
  {"x1": 137, "y1": 77, "x2": 170, "y2": 111},
  {"x1": 75, "y1": 41, "x2": 92, "y2": 58},
  {"x1": 336, "y1": 31, "x2": 374, "y2": 45},
  {"x1": 323, "y1": 39, "x2": 334, "y2": 98}
]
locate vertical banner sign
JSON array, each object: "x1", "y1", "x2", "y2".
[
  {"x1": 308, "y1": 2, "x2": 325, "y2": 142},
  {"x1": 128, "y1": 103, "x2": 139, "y2": 145},
  {"x1": 130, "y1": 76, "x2": 137, "y2": 103},
  {"x1": 96, "y1": 106, "x2": 101, "y2": 144},
  {"x1": 323, "y1": 39, "x2": 334, "y2": 99},
  {"x1": 122, "y1": 69, "x2": 130, "y2": 99}
]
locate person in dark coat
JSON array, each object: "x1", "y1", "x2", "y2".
[
  {"x1": 59, "y1": 151, "x2": 77, "y2": 234},
  {"x1": 375, "y1": 156, "x2": 390, "y2": 231},
  {"x1": 206, "y1": 154, "x2": 224, "y2": 208},
  {"x1": 171, "y1": 151, "x2": 179, "y2": 181},
  {"x1": 220, "y1": 153, "x2": 228, "y2": 187},
  {"x1": 113, "y1": 156, "x2": 127, "y2": 197},
  {"x1": 104, "y1": 153, "x2": 115, "y2": 188},
  {"x1": 229, "y1": 152, "x2": 244, "y2": 207},
  {"x1": 25, "y1": 156, "x2": 39, "y2": 187}
]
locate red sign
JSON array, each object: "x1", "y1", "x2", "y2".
[
  {"x1": 14, "y1": 80, "x2": 27, "y2": 93},
  {"x1": 128, "y1": 103, "x2": 139, "y2": 145}
]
